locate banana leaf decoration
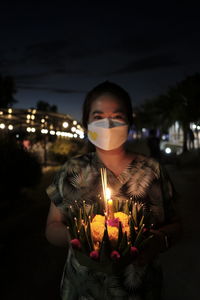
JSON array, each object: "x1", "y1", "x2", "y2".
[
  {"x1": 137, "y1": 234, "x2": 154, "y2": 251},
  {"x1": 83, "y1": 200, "x2": 87, "y2": 223},
  {"x1": 129, "y1": 216, "x2": 137, "y2": 244},
  {"x1": 123, "y1": 200, "x2": 129, "y2": 215},
  {"x1": 139, "y1": 215, "x2": 144, "y2": 229},
  {"x1": 137, "y1": 203, "x2": 144, "y2": 223},
  {"x1": 100, "y1": 225, "x2": 111, "y2": 263},
  {"x1": 76, "y1": 207, "x2": 82, "y2": 231},
  {"x1": 122, "y1": 243, "x2": 131, "y2": 259},
  {"x1": 79, "y1": 224, "x2": 90, "y2": 254},
  {"x1": 119, "y1": 231, "x2": 128, "y2": 253},
  {"x1": 117, "y1": 221, "x2": 123, "y2": 248},
  {"x1": 132, "y1": 202, "x2": 138, "y2": 227},
  {"x1": 67, "y1": 197, "x2": 154, "y2": 272},
  {"x1": 134, "y1": 224, "x2": 145, "y2": 248},
  {"x1": 86, "y1": 218, "x2": 94, "y2": 251},
  {"x1": 88, "y1": 204, "x2": 94, "y2": 219}
]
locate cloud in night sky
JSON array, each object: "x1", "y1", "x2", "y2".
[
  {"x1": 107, "y1": 54, "x2": 180, "y2": 75},
  {"x1": 0, "y1": 1, "x2": 200, "y2": 119},
  {"x1": 22, "y1": 37, "x2": 111, "y2": 66},
  {"x1": 17, "y1": 85, "x2": 86, "y2": 94},
  {"x1": 116, "y1": 36, "x2": 166, "y2": 55},
  {"x1": 15, "y1": 69, "x2": 84, "y2": 82}
]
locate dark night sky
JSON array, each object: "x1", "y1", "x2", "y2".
[{"x1": 1, "y1": 1, "x2": 200, "y2": 120}]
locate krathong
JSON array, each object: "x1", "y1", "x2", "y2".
[{"x1": 66, "y1": 168, "x2": 154, "y2": 274}]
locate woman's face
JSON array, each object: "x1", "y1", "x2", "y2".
[{"x1": 88, "y1": 94, "x2": 128, "y2": 124}]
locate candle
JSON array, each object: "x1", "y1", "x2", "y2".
[
  {"x1": 106, "y1": 188, "x2": 114, "y2": 219},
  {"x1": 108, "y1": 199, "x2": 114, "y2": 220}
]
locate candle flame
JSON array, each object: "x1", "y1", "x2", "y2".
[{"x1": 106, "y1": 188, "x2": 111, "y2": 200}]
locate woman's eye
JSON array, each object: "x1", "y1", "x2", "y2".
[
  {"x1": 114, "y1": 115, "x2": 124, "y2": 119},
  {"x1": 93, "y1": 115, "x2": 102, "y2": 120}
]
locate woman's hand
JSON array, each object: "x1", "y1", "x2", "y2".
[
  {"x1": 136, "y1": 230, "x2": 165, "y2": 266},
  {"x1": 136, "y1": 220, "x2": 182, "y2": 266},
  {"x1": 45, "y1": 202, "x2": 69, "y2": 247}
]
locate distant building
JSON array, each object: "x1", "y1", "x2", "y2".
[{"x1": 0, "y1": 107, "x2": 84, "y2": 140}]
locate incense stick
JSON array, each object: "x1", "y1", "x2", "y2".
[{"x1": 100, "y1": 168, "x2": 107, "y2": 211}]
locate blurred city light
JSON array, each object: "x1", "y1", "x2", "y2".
[
  {"x1": 50, "y1": 130, "x2": 56, "y2": 135},
  {"x1": 0, "y1": 123, "x2": 5, "y2": 129},
  {"x1": 71, "y1": 127, "x2": 76, "y2": 132},
  {"x1": 63, "y1": 121, "x2": 69, "y2": 128},
  {"x1": 0, "y1": 108, "x2": 83, "y2": 142},
  {"x1": 8, "y1": 124, "x2": 13, "y2": 130},
  {"x1": 41, "y1": 129, "x2": 48, "y2": 134},
  {"x1": 165, "y1": 147, "x2": 172, "y2": 154}
]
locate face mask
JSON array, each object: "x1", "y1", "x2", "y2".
[{"x1": 87, "y1": 118, "x2": 128, "y2": 150}]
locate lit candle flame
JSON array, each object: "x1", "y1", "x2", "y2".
[
  {"x1": 106, "y1": 188, "x2": 114, "y2": 219},
  {"x1": 106, "y1": 188, "x2": 111, "y2": 200}
]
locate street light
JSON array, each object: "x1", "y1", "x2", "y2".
[
  {"x1": 8, "y1": 124, "x2": 14, "y2": 130},
  {"x1": 0, "y1": 123, "x2": 5, "y2": 129},
  {"x1": 63, "y1": 121, "x2": 68, "y2": 128}
]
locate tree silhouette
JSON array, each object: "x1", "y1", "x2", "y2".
[
  {"x1": 36, "y1": 100, "x2": 58, "y2": 112},
  {"x1": 50, "y1": 104, "x2": 58, "y2": 113},
  {"x1": 136, "y1": 73, "x2": 200, "y2": 152},
  {"x1": 166, "y1": 73, "x2": 200, "y2": 151},
  {"x1": 0, "y1": 75, "x2": 17, "y2": 108}
]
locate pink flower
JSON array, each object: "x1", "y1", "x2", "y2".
[
  {"x1": 90, "y1": 250, "x2": 99, "y2": 260},
  {"x1": 70, "y1": 239, "x2": 81, "y2": 249},
  {"x1": 110, "y1": 250, "x2": 120, "y2": 260},
  {"x1": 107, "y1": 218, "x2": 120, "y2": 228},
  {"x1": 130, "y1": 246, "x2": 139, "y2": 258}
]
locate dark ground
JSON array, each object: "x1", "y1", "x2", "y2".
[
  {"x1": 160, "y1": 162, "x2": 200, "y2": 300},
  {"x1": 0, "y1": 155, "x2": 200, "y2": 300}
]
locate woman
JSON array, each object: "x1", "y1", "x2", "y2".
[{"x1": 46, "y1": 81, "x2": 181, "y2": 300}]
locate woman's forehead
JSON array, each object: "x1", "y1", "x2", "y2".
[{"x1": 90, "y1": 94, "x2": 125, "y2": 113}]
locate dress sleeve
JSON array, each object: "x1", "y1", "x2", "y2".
[{"x1": 46, "y1": 164, "x2": 66, "y2": 207}]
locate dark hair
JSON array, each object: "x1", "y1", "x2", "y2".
[{"x1": 82, "y1": 81, "x2": 133, "y2": 129}]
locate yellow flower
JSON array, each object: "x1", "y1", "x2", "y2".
[
  {"x1": 107, "y1": 226, "x2": 119, "y2": 247},
  {"x1": 92, "y1": 214, "x2": 105, "y2": 224},
  {"x1": 91, "y1": 213, "x2": 130, "y2": 244},
  {"x1": 91, "y1": 221, "x2": 105, "y2": 243},
  {"x1": 114, "y1": 212, "x2": 129, "y2": 227}
]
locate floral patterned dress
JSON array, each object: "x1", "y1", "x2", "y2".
[{"x1": 46, "y1": 152, "x2": 178, "y2": 300}]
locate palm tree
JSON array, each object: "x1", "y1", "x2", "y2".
[
  {"x1": 138, "y1": 73, "x2": 200, "y2": 152},
  {"x1": 166, "y1": 73, "x2": 200, "y2": 151},
  {"x1": 134, "y1": 95, "x2": 173, "y2": 137}
]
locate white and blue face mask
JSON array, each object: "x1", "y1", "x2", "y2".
[{"x1": 87, "y1": 118, "x2": 128, "y2": 150}]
